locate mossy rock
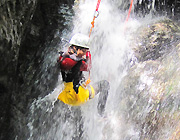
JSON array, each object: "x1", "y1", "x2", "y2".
[{"x1": 132, "y1": 18, "x2": 180, "y2": 62}]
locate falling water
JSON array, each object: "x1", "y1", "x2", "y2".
[
  {"x1": 27, "y1": 0, "x2": 140, "y2": 139},
  {"x1": 26, "y1": 0, "x2": 179, "y2": 140}
]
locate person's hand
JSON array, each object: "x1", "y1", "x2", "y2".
[
  {"x1": 82, "y1": 55, "x2": 86, "y2": 59},
  {"x1": 86, "y1": 51, "x2": 91, "y2": 59}
]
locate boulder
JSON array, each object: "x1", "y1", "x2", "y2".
[
  {"x1": 118, "y1": 19, "x2": 180, "y2": 139},
  {"x1": 132, "y1": 18, "x2": 180, "y2": 62}
]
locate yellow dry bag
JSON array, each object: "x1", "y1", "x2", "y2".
[{"x1": 58, "y1": 82, "x2": 95, "y2": 106}]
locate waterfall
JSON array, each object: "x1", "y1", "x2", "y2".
[{"x1": 26, "y1": 0, "x2": 180, "y2": 140}]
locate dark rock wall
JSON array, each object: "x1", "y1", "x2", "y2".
[
  {"x1": 0, "y1": 0, "x2": 73, "y2": 139},
  {"x1": 13, "y1": 2, "x2": 73, "y2": 140},
  {"x1": 135, "y1": 0, "x2": 180, "y2": 19},
  {"x1": 0, "y1": 0, "x2": 37, "y2": 139}
]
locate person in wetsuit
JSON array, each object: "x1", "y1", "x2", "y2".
[{"x1": 57, "y1": 33, "x2": 109, "y2": 115}]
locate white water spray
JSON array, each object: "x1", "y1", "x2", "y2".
[
  {"x1": 69, "y1": 0, "x2": 141, "y2": 139},
  {"x1": 27, "y1": 0, "x2": 142, "y2": 139}
]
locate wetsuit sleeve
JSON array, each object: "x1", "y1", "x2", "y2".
[
  {"x1": 60, "y1": 57, "x2": 77, "y2": 71},
  {"x1": 80, "y1": 51, "x2": 92, "y2": 71}
]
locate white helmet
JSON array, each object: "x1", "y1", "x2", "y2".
[{"x1": 69, "y1": 33, "x2": 90, "y2": 49}]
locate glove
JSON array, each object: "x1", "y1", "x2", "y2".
[
  {"x1": 86, "y1": 51, "x2": 92, "y2": 71},
  {"x1": 86, "y1": 51, "x2": 91, "y2": 60}
]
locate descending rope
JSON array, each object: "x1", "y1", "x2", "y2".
[
  {"x1": 89, "y1": 0, "x2": 101, "y2": 37},
  {"x1": 86, "y1": 0, "x2": 102, "y2": 86},
  {"x1": 87, "y1": 0, "x2": 133, "y2": 85},
  {"x1": 125, "y1": 0, "x2": 133, "y2": 23},
  {"x1": 124, "y1": 0, "x2": 134, "y2": 31}
]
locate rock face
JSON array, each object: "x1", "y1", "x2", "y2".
[
  {"x1": 0, "y1": 0, "x2": 37, "y2": 139},
  {"x1": 0, "y1": 0, "x2": 73, "y2": 139},
  {"x1": 132, "y1": 19, "x2": 180, "y2": 62},
  {"x1": 134, "y1": 0, "x2": 180, "y2": 19},
  {"x1": 117, "y1": 19, "x2": 180, "y2": 139}
]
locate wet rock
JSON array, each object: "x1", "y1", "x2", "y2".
[
  {"x1": 0, "y1": 0, "x2": 37, "y2": 139},
  {"x1": 0, "y1": 0, "x2": 74, "y2": 139},
  {"x1": 132, "y1": 18, "x2": 180, "y2": 62},
  {"x1": 118, "y1": 41, "x2": 180, "y2": 139}
]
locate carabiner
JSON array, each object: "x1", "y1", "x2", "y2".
[{"x1": 94, "y1": 11, "x2": 99, "y2": 18}]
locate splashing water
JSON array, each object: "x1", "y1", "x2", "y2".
[{"x1": 27, "y1": 0, "x2": 148, "y2": 140}]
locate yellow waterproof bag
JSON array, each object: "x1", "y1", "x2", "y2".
[{"x1": 58, "y1": 82, "x2": 95, "y2": 106}]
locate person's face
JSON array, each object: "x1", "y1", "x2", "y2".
[{"x1": 77, "y1": 48, "x2": 88, "y2": 57}]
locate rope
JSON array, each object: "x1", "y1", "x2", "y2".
[
  {"x1": 87, "y1": 0, "x2": 133, "y2": 85},
  {"x1": 125, "y1": 0, "x2": 134, "y2": 24},
  {"x1": 89, "y1": 16, "x2": 96, "y2": 37},
  {"x1": 86, "y1": 0, "x2": 102, "y2": 86},
  {"x1": 96, "y1": 0, "x2": 101, "y2": 11},
  {"x1": 124, "y1": 0, "x2": 133, "y2": 32},
  {"x1": 89, "y1": 0, "x2": 101, "y2": 37}
]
